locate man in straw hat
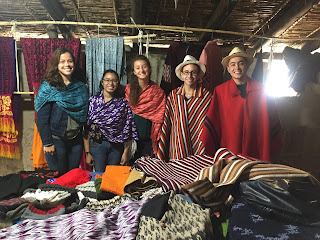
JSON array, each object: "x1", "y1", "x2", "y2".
[
  {"x1": 157, "y1": 55, "x2": 212, "y2": 161},
  {"x1": 200, "y1": 47, "x2": 283, "y2": 162}
]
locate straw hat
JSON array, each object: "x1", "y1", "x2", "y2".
[
  {"x1": 221, "y1": 47, "x2": 254, "y2": 67},
  {"x1": 175, "y1": 55, "x2": 206, "y2": 80}
]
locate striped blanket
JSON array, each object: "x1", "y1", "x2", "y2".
[
  {"x1": 181, "y1": 148, "x2": 320, "y2": 210},
  {"x1": 135, "y1": 154, "x2": 217, "y2": 193}
]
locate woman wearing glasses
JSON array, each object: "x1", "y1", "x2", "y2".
[
  {"x1": 84, "y1": 69, "x2": 138, "y2": 171},
  {"x1": 156, "y1": 55, "x2": 212, "y2": 161},
  {"x1": 125, "y1": 55, "x2": 166, "y2": 162}
]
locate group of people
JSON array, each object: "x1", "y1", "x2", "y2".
[{"x1": 35, "y1": 46, "x2": 283, "y2": 174}]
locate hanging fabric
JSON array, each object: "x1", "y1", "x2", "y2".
[
  {"x1": 160, "y1": 42, "x2": 204, "y2": 95},
  {"x1": 199, "y1": 40, "x2": 224, "y2": 93},
  {"x1": 86, "y1": 37, "x2": 127, "y2": 95},
  {"x1": 0, "y1": 37, "x2": 20, "y2": 159},
  {"x1": 20, "y1": 38, "x2": 83, "y2": 95}
]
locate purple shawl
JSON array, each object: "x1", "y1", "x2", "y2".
[{"x1": 87, "y1": 94, "x2": 138, "y2": 143}]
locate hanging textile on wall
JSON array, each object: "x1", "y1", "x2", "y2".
[
  {"x1": 160, "y1": 42, "x2": 204, "y2": 96},
  {"x1": 199, "y1": 40, "x2": 224, "y2": 93},
  {"x1": 20, "y1": 38, "x2": 83, "y2": 169},
  {"x1": 0, "y1": 37, "x2": 20, "y2": 159},
  {"x1": 86, "y1": 37, "x2": 127, "y2": 95},
  {"x1": 20, "y1": 38, "x2": 83, "y2": 94}
]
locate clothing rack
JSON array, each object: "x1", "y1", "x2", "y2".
[{"x1": 12, "y1": 33, "x2": 156, "y2": 95}]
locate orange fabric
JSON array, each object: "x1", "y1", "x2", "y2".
[
  {"x1": 100, "y1": 166, "x2": 131, "y2": 195},
  {"x1": 125, "y1": 81, "x2": 166, "y2": 153},
  {"x1": 31, "y1": 123, "x2": 48, "y2": 169}
]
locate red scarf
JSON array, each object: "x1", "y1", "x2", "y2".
[{"x1": 125, "y1": 81, "x2": 166, "y2": 153}]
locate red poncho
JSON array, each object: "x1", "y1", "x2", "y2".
[{"x1": 200, "y1": 78, "x2": 283, "y2": 162}]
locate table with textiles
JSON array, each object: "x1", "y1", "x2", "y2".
[{"x1": 0, "y1": 148, "x2": 319, "y2": 239}]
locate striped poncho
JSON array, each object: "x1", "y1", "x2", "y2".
[{"x1": 157, "y1": 86, "x2": 212, "y2": 161}]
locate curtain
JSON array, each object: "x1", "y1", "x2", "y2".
[
  {"x1": 0, "y1": 37, "x2": 20, "y2": 159},
  {"x1": 86, "y1": 37, "x2": 127, "y2": 95}
]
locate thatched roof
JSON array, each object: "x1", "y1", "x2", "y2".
[{"x1": 1, "y1": 0, "x2": 320, "y2": 53}]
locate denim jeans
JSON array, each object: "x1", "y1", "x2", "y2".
[
  {"x1": 90, "y1": 139, "x2": 124, "y2": 172},
  {"x1": 45, "y1": 134, "x2": 83, "y2": 174}
]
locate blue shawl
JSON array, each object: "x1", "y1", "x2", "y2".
[{"x1": 35, "y1": 81, "x2": 89, "y2": 123}]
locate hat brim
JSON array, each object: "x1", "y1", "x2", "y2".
[
  {"x1": 175, "y1": 60, "x2": 206, "y2": 80},
  {"x1": 221, "y1": 53, "x2": 254, "y2": 68}
]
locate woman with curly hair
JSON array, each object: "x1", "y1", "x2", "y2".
[
  {"x1": 125, "y1": 55, "x2": 166, "y2": 162},
  {"x1": 35, "y1": 48, "x2": 89, "y2": 174}
]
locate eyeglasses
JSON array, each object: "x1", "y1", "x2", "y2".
[
  {"x1": 182, "y1": 70, "x2": 198, "y2": 76},
  {"x1": 102, "y1": 78, "x2": 119, "y2": 83}
]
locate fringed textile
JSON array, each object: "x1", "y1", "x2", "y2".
[
  {"x1": 0, "y1": 37, "x2": 19, "y2": 159},
  {"x1": 0, "y1": 95, "x2": 20, "y2": 159}
]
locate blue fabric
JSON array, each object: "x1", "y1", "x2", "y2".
[
  {"x1": 89, "y1": 139, "x2": 124, "y2": 172},
  {"x1": 44, "y1": 134, "x2": 83, "y2": 174},
  {"x1": 86, "y1": 37, "x2": 127, "y2": 95},
  {"x1": 228, "y1": 198, "x2": 320, "y2": 240},
  {"x1": 35, "y1": 81, "x2": 89, "y2": 123}
]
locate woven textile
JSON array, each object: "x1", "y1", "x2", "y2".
[
  {"x1": 156, "y1": 86, "x2": 211, "y2": 161},
  {"x1": 135, "y1": 154, "x2": 217, "y2": 193},
  {"x1": 181, "y1": 148, "x2": 320, "y2": 211},
  {"x1": 0, "y1": 198, "x2": 146, "y2": 240},
  {"x1": 0, "y1": 37, "x2": 19, "y2": 159},
  {"x1": 136, "y1": 192, "x2": 213, "y2": 239},
  {"x1": 228, "y1": 198, "x2": 320, "y2": 240},
  {"x1": 86, "y1": 37, "x2": 127, "y2": 95},
  {"x1": 35, "y1": 80, "x2": 89, "y2": 123},
  {"x1": 100, "y1": 166, "x2": 131, "y2": 195},
  {"x1": 20, "y1": 38, "x2": 82, "y2": 93},
  {"x1": 85, "y1": 194, "x2": 133, "y2": 212},
  {"x1": 125, "y1": 81, "x2": 166, "y2": 153},
  {"x1": 87, "y1": 95, "x2": 138, "y2": 143}
]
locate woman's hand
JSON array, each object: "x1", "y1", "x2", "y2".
[
  {"x1": 43, "y1": 145, "x2": 55, "y2": 155},
  {"x1": 86, "y1": 153, "x2": 94, "y2": 166},
  {"x1": 120, "y1": 153, "x2": 129, "y2": 166}
]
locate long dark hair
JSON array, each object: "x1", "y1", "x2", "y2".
[
  {"x1": 97, "y1": 69, "x2": 124, "y2": 98},
  {"x1": 43, "y1": 48, "x2": 81, "y2": 90},
  {"x1": 129, "y1": 55, "x2": 151, "y2": 106}
]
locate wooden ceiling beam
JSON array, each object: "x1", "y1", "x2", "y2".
[
  {"x1": 112, "y1": 0, "x2": 120, "y2": 36},
  {"x1": 131, "y1": 0, "x2": 146, "y2": 35},
  {"x1": 69, "y1": 0, "x2": 91, "y2": 37},
  {"x1": 19, "y1": 0, "x2": 41, "y2": 20},
  {"x1": 199, "y1": 0, "x2": 239, "y2": 42},
  {"x1": 301, "y1": 27, "x2": 320, "y2": 53},
  {"x1": 40, "y1": 0, "x2": 74, "y2": 38},
  {"x1": 252, "y1": 0, "x2": 319, "y2": 51},
  {"x1": 183, "y1": 0, "x2": 192, "y2": 27}
]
